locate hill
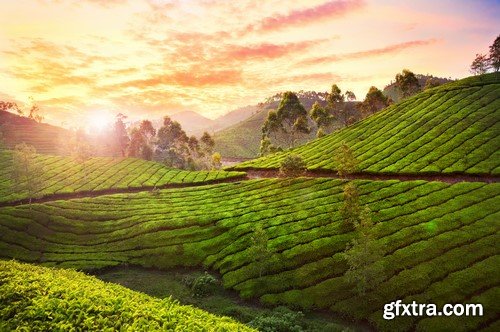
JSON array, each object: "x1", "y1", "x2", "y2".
[
  {"x1": 234, "y1": 73, "x2": 500, "y2": 175},
  {"x1": 0, "y1": 260, "x2": 254, "y2": 331},
  {"x1": 214, "y1": 91, "x2": 331, "y2": 158},
  {"x1": 0, "y1": 178, "x2": 498, "y2": 331},
  {"x1": 170, "y1": 110, "x2": 215, "y2": 135},
  {"x1": 0, "y1": 110, "x2": 72, "y2": 155},
  {"x1": 0, "y1": 150, "x2": 245, "y2": 204}
]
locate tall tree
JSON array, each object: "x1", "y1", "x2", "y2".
[
  {"x1": 335, "y1": 142, "x2": 358, "y2": 178},
  {"x1": 261, "y1": 91, "x2": 310, "y2": 150},
  {"x1": 11, "y1": 143, "x2": 44, "y2": 206},
  {"x1": 489, "y1": 34, "x2": 500, "y2": 72},
  {"x1": 113, "y1": 113, "x2": 129, "y2": 157},
  {"x1": 359, "y1": 86, "x2": 390, "y2": 117},
  {"x1": 470, "y1": 53, "x2": 490, "y2": 75},
  {"x1": 343, "y1": 207, "x2": 385, "y2": 296},
  {"x1": 249, "y1": 223, "x2": 272, "y2": 278},
  {"x1": 327, "y1": 84, "x2": 359, "y2": 127},
  {"x1": 128, "y1": 120, "x2": 156, "y2": 160},
  {"x1": 309, "y1": 101, "x2": 333, "y2": 137},
  {"x1": 395, "y1": 69, "x2": 420, "y2": 98}
]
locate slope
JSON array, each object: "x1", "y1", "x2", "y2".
[
  {"x1": 1, "y1": 178, "x2": 498, "y2": 331},
  {"x1": 0, "y1": 260, "x2": 254, "y2": 331},
  {"x1": 0, "y1": 110, "x2": 72, "y2": 155},
  {"x1": 0, "y1": 150, "x2": 245, "y2": 204},
  {"x1": 233, "y1": 73, "x2": 500, "y2": 175}
]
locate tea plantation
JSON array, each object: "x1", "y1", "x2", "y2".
[
  {"x1": 1, "y1": 178, "x2": 498, "y2": 331},
  {"x1": 0, "y1": 151, "x2": 245, "y2": 204},
  {"x1": 0, "y1": 260, "x2": 254, "y2": 331},
  {"x1": 233, "y1": 73, "x2": 500, "y2": 175}
]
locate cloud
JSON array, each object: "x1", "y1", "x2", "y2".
[
  {"x1": 242, "y1": 0, "x2": 365, "y2": 34},
  {"x1": 300, "y1": 39, "x2": 438, "y2": 65},
  {"x1": 221, "y1": 40, "x2": 324, "y2": 61}
]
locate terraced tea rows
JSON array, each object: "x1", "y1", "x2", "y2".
[
  {"x1": 0, "y1": 178, "x2": 498, "y2": 331},
  {"x1": 0, "y1": 151, "x2": 245, "y2": 204},
  {"x1": 234, "y1": 73, "x2": 500, "y2": 175},
  {"x1": 0, "y1": 260, "x2": 254, "y2": 331}
]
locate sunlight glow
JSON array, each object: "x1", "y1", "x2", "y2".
[{"x1": 86, "y1": 111, "x2": 114, "y2": 133}]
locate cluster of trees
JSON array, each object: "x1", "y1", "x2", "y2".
[
  {"x1": 470, "y1": 34, "x2": 500, "y2": 75},
  {"x1": 111, "y1": 114, "x2": 220, "y2": 170},
  {"x1": 260, "y1": 83, "x2": 391, "y2": 156},
  {"x1": 0, "y1": 99, "x2": 44, "y2": 123}
]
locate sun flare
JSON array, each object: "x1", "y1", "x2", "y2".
[{"x1": 86, "y1": 111, "x2": 114, "y2": 133}]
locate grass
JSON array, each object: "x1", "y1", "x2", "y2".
[
  {"x1": 0, "y1": 260, "x2": 254, "y2": 331},
  {"x1": 233, "y1": 73, "x2": 500, "y2": 175},
  {"x1": 0, "y1": 178, "x2": 498, "y2": 331},
  {"x1": 0, "y1": 150, "x2": 246, "y2": 203},
  {"x1": 94, "y1": 266, "x2": 354, "y2": 332}
]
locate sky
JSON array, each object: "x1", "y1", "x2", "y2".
[{"x1": 1, "y1": 0, "x2": 499, "y2": 128}]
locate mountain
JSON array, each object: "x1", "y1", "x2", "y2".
[
  {"x1": 234, "y1": 73, "x2": 500, "y2": 175},
  {"x1": 169, "y1": 111, "x2": 215, "y2": 136}
]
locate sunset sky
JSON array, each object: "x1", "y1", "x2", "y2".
[{"x1": 1, "y1": 0, "x2": 499, "y2": 128}]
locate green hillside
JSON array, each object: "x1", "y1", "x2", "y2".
[
  {"x1": 0, "y1": 110, "x2": 72, "y2": 155},
  {"x1": 1, "y1": 178, "x2": 498, "y2": 331},
  {"x1": 0, "y1": 151, "x2": 245, "y2": 204},
  {"x1": 0, "y1": 260, "x2": 254, "y2": 331},
  {"x1": 234, "y1": 73, "x2": 500, "y2": 175}
]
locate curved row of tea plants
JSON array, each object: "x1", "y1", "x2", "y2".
[
  {"x1": 0, "y1": 150, "x2": 245, "y2": 203},
  {"x1": 0, "y1": 178, "x2": 498, "y2": 331},
  {"x1": 0, "y1": 260, "x2": 254, "y2": 331},
  {"x1": 234, "y1": 73, "x2": 500, "y2": 175}
]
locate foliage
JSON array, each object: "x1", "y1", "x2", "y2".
[
  {"x1": 470, "y1": 53, "x2": 490, "y2": 75},
  {"x1": 0, "y1": 178, "x2": 498, "y2": 331},
  {"x1": 423, "y1": 76, "x2": 442, "y2": 90},
  {"x1": 211, "y1": 152, "x2": 222, "y2": 170},
  {"x1": 0, "y1": 260, "x2": 254, "y2": 331},
  {"x1": 235, "y1": 73, "x2": 500, "y2": 175},
  {"x1": 191, "y1": 272, "x2": 219, "y2": 297},
  {"x1": 343, "y1": 207, "x2": 385, "y2": 296},
  {"x1": 339, "y1": 182, "x2": 360, "y2": 232},
  {"x1": 395, "y1": 69, "x2": 421, "y2": 98},
  {"x1": 334, "y1": 143, "x2": 358, "y2": 178},
  {"x1": 113, "y1": 113, "x2": 130, "y2": 157},
  {"x1": 261, "y1": 92, "x2": 310, "y2": 153},
  {"x1": 249, "y1": 223, "x2": 272, "y2": 278},
  {"x1": 0, "y1": 151, "x2": 245, "y2": 203},
  {"x1": 11, "y1": 143, "x2": 44, "y2": 205},
  {"x1": 489, "y1": 34, "x2": 500, "y2": 72},
  {"x1": 279, "y1": 154, "x2": 306, "y2": 177},
  {"x1": 359, "y1": 86, "x2": 390, "y2": 117},
  {"x1": 326, "y1": 84, "x2": 359, "y2": 127},
  {"x1": 249, "y1": 306, "x2": 305, "y2": 332},
  {"x1": 309, "y1": 101, "x2": 334, "y2": 137}
]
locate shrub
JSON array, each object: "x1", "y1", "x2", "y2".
[
  {"x1": 191, "y1": 272, "x2": 218, "y2": 297},
  {"x1": 279, "y1": 154, "x2": 306, "y2": 177},
  {"x1": 248, "y1": 306, "x2": 305, "y2": 332}
]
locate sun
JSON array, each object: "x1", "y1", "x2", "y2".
[{"x1": 86, "y1": 111, "x2": 114, "y2": 133}]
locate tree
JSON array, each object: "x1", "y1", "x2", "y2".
[
  {"x1": 249, "y1": 223, "x2": 272, "y2": 278},
  {"x1": 11, "y1": 143, "x2": 44, "y2": 206},
  {"x1": 309, "y1": 101, "x2": 333, "y2": 137},
  {"x1": 359, "y1": 86, "x2": 390, "y2": 117},
  {"x1": 261, "y1": 91, "x2": 310, "y2": 150},
  {"x1": 27, "y1": 100, "x2": 43, "y2": 123},
  {"x1": 395, "y1": 69, "x2": 420, "y2": 98},
  {"x1": 423, "y1": 77, "x2": 442, "y2": 90},
  {"x1": 343, "y1": 207, "x2": 385, "y2": 296},
  {"x1": 326, "y1": 84, "x2": 359, "y2": 127},
  {"x1": 470, "y1": 53, "x2": 490, "y2": 75},
  {"x1": 0, "y1": 101, "x2": 20, "y2": 113},
  {"x1": 489, "y1": 34, "x2": 500, "y2": 72},
  {"x1": 335, "y1": 142, "x2": 358, "y2": 178},
  {"x1": 279, "y1": 154, "x2": 306, "y2": 177},
  {"x1": 339, "y1": 182, "x2": 361, "y2": 232},
  {"x1": 211, "y1": 152, "x2": 222, "y2": 170},
  {"x1": 129, "y1": 120, "x2": 156, "y2": 160},
  {"x1": 113, "y1": 113, "x2": 129, "y2": 157},
  {"x1": 72, "y1": 139, "x2": 93, "y2": 184}
]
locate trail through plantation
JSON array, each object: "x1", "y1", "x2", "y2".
[{"x1": 1, "y1": 169, "x2": 498, "y2": 207}]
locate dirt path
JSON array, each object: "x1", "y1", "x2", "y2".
[
  {"x1": 244, "y1": 169, "x2": 500, "y2": 184},
  {"x1": 1, "y1": 170, "x2": 497, "y2": 208}
]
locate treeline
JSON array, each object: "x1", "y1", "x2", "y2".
[
  {"x1": 101, "y1": 114, "x2": 221, "y2": 170},
  {"x1": 259, "y1": 68, "x2": 435, "y2": 156}
]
